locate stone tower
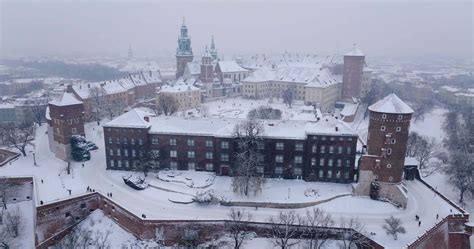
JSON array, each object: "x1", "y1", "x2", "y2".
[
  {"x1": 209, "y1": 35, "x2": 218, "y2": 61},
  {"x1": 46, "y1": 87, "x2": 85, "y2": 160},
  {"x1": 355, "y1": 93, "x2": 414, "y2": 208},
  {"x1": 342, "y1": 44, "x2": 365, "y2": 100},
  {"x1": 200, "y1": 46, "x2": 213, "y2": 83},
  {"x1": 176, "y1": 17, "x2": 193, "y2": 79}
]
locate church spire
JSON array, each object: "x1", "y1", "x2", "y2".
[
  {"x1": 211, "y1": 35, "x2": 215, "y2": 50},
  {"x1": 209, "y1": 35, "x2": 218, "y2": 61}
]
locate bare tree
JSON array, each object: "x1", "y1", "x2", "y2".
[
  {"x1": 338, "y1": 217, "x2": 370, "y2": 249},
  {"x1": 445, "y1": 150, "x2": 474, "y2": 204},
  {"x1": 29, "y1": 98, "x2": 48, "y2": 126},
  {"x1": 406, "y1": 132, "x2": 444, "y2": 177},
  {"x1": 232, "y1": 119, "x2": 266, "y2": 196},
  {"x1": 268, "y1": 211, "x2": 301, "y2": 249},
  {"x1": 4, "y1": 207, "x2": 22, "y2": 238},
  {"x1": 156, "y1": 94, "x2": 179, "y2": 116},
  {"x1": 4, "y1": 122, "x2": 35, "y2": 157},
  {"x1": 282, "y1": 88, "x2": 294, "y2": 108},
  {"x1": 88, "y1": 86, "x2": 107, "y2": 124},
  {"x1": 197, "y1": 105, "x2": 210, "y2": 117},
  {"x1": 103, "y1": 98, "x2": 126, "y2": 120},
  {"x1": 299, "y1": 208, "x2": 334, "y2": 249},
  {"x1": 94, "y1": 229, "x2": 111, "y2": 248},
  {"x1": 382, "y1": 216, "x2": 406, "y2": 240},
  {"x1": 227, "y1": 208, "x2": 254, "y2": 249}
]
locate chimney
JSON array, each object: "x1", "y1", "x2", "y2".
[
  {"x1": 144, "y1": 116, "x2": 149, "y2": 122},
  {"x1": 66, "y1": 85, "x2": 73, "y2": 93}
]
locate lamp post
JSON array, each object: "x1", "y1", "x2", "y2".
[{"x1": 33, "y1": 152, "x2": 37, "y2": 166}]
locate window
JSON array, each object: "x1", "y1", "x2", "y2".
[
  {"x1": 116, "y1": 149, "x2": 121, "y2": 156},
  {"x1": 337, "y1": 159, "x2": 342, "y2": 167},
  {"x1": 205, "y1": 140, "x2": 213, "y2": 147},
  {"x1": 321, "y1": 136, "x2": 326, "y2": 141},
  {"x1": 295, "y1": 143, "x2": 304, "y2": 151},
  {"x1": 123, "y1": 138, "x2": 127, "y2": 144},
  {"x1": 330, "y1": 137, "x2": 335, "y2": 141},
  {"x1": 380, "y1": 126, "x2": 386, "y2": 131},
  {"x1": 133, "y1": 160, "x2": 138, "y2": 168},
  {"x1": 346, "y1": 159, "x2": 351, "y2": 167},
  {"x1": 187, "y1": 151, "x2": 195, "y2": 158},
  {"x1": 336, "y1": 170, "x2": 341, "y2": 179},
  {"x1": 311, "y1": 157, "x2": 316, "y2": 166},
  {"x1": 124, "y1": 149, "x2": 128, "y2": 157},
  {"x1": 139, "y1": 151, "x2": 143, "y2": 157},
  {"x1": 170, "y1": 161, "x2": 178, "y2": 170},
  {"x1": 109, "y1": 149, "x2": 114, "y2": 156},
  {"x1": 138, "y1": 139, "x2": 143, "y2": 145},
  {"x1": 329, "y1": 146, "x2": 334, "y2": 154},
  {"x1": 344, "y1": 172, "x2": 350, "y2": 179},
  {"x1": 397, "y1": 115, "x2": 403, "y2": 120},
  {"x1": 328, "y1": 159, "x2": 333, "y2": 167},
  {"x1": 276, "y1": 142, "x2": 284, "y2": 150},
  {"x1": 221, "y1": 141, "x2": 229, "y2": 149},
  {"x1": 311, "y1": 145, "x2": 317, "y2": 153},
  {"x1": 116, "y1": 138, "x2": 120, "y2": 144},
  {"x1": 382, "y1": 114, "x2": 387, "y2": 119},
  {"x1": 319, "y1": 158, "x2": 325, "y2": 166},
  {"x1": 275, "y1": 167, "x2": 283, "y2": 174},
  {"x1": 338, "y1": 146, "x2": 343, "y2": 154},
  {"x1": 108, "y1": 137, "x2": 113, "y2": 144},
  {"x1": 117, "y1": 160, "x2": 122, "y2": 168},
  {"x1": 151, "y1": 137, "x2": 159, "y2": 145},
  {"x1": 151, "y1": 150, "x2": 159, "y2": 157},
  {"x1": 131, "y1": 138, "x2": 135, "y2": 145},
  {"x1": 327, "y1": 170, "x2": 332, "y2": 178},
  {"x1": 71, "y1": 128, "x2": 77, "y2": 134},
  {"x1": 188, "y1": 162, "x2": 195, "y2": 170},
  {"x1": 347, "y1": 147, "x2": 352, "y2": 155},
  {"x1": 125, "y1": 161, "x2": 129, "y2": 168},
  {"x1": 256, "y1": 166, "x2": 264, "y2": 174},
  {"x1": 206, "y1": 163, "x2": 213, "y2": 171},
  {"x1": 205, "y1": 152, "x2": 213, "y2": 159},
  {"x1": 170, "y1": 150, "x2": 177, "y2": 158},
  {"x1": 387, "y1": 164, "x2": 392, "y2": 168},
  {"x1": 110, "y1": 160, "x2": 114, "y2": 167},
  {"x1": 294, "y1": 167, "x2": 302, "y2": 176},
  {"x1": 294, "y1": 156, "x2": 303, "y2": 164},
  {"x1": 132, "y1": 149, "x2": 136, "y2": 157},
  {"x1": 396, "y1": 127, "x2": 401, "y2": 132},
  {"x1": 320, "y1": 145, "x2": 326, "y2": 153},
  {"x1": 221, "y1": 154, "x2": 229, "y2": 161},
  {"x1": 391, "y1": 138, "x2": 396, "y2": 144},
  {"x1": 348, "y1": 137, "x2": 353, "y2": 141},
  {"x1": 319, "y1": 170, "x2": 324, "y2": 178},
  {"x1": 257, "y1": 142, "x2": 265, "y2": 150},
  {"x1": 275, "y1": 155, "x2": 284, "y2": 163},
  {"x1": 170, "y1": 138, "x2": 177, "y2": 146},
  {"x1": 187, "y1": 139, "x2": 195, "y2": 146},
  {"x1": 387, "y1": 148, "x2": 392, "y2": 155}
]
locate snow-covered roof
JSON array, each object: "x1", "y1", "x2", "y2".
[
  {"x1": 242, "y1": 53, "x2": 338, "y2": 70},
  {"x1": 368, "y1": 93, "x2": 414, "y2": 114},
  {"x1": 243, "y1": 66, "x2": 341, "y2": 88},
  {"x1": 49, "y1": 92, "x2": 83, "y2": 106},
  {"x1": 440, "y1": 85, "x2": 460, "y2": 93},
  {"x1": 404, "y1": 157, "x2": 419, "y2": 166},
  {"x1": 216, "y1": 61, "x2": 248, "y2": 73},
  {"x1": 104, "y1": 109, "x2": 154, "y2": 129},
  {"x1": 106, "y1": 109, "x2": 357, "y2": 139},
  {"x1": 185, "y1": 62, "x2": 201, "y2": 75},
  {"x1": 160, "y1": 84, "x2": 200, "y2": 93},
  {"x1": 344, "y1": 45, "x2": 364, "y2": 57}
]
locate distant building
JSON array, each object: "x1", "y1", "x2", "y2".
[
  {"x1": 103, "y1": 109, "x2": 358, "y2": 182},
  {"x1": 341, "y1": 44, "x2": 366, "y2": 100},
  {"x1": 0, "y1": 79, "x2": 43, "y2": 96},
  {"x1": 157, "y1": 81, "x2": 201, "y2": 111},
  {"x1": 46, "y1": 90, "x2": 85, "y2": 160},
  {"x1": 355, "y1": 93, "x2": 414, "y2": 208},
  {"x1": 438, "y1": 85, "x2": 474, "y2": 108}
]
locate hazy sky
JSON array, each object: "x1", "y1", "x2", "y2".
[{"x1": 1, "y1": 0, "x2": 472, "y2": 60}]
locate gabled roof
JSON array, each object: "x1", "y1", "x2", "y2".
[
  {"x1": 49, "y1": 92, "x2": 82, "y2": 106},
  {"x1": 345, "y1": 44, "x2": 364, "y2": 57},
  {"x1": 368, "y1": 93, "x2": 414, "y2": 114},
  {"x1": 216, "y1": 61, "x2": 248, "y2": 73},
  {"x1": 104, "y1": 109, "x2": 154, "y2": 129}
]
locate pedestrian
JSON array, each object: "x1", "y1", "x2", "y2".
[
  {"x1": 110, "y1": 193, "x2": 112, "y2": 197},
  {"x1": 41, "y1": 179, "x2": 43, "y2": 184},
  {"x1": 82, "y1": 163, "x2": 84, "y2": 168},
  {"x1": 68, "y1": 190, "x2": 71, "y2": 195},
  {"x1": 436, "y1": 214, "x2": 439, "y2": 219},
  {"x1": 87, "y1": 186, "x2": 89, "y2": 191},
  {"x1": 418, "y1": 221, "x2": 421, "y2": 227},
  {"x1": 415, "y1": 215, "x2": 419, "y2": 221}
]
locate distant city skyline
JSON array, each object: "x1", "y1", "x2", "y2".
[{"x1": 1, "y1": 1, "x2": 472, "y2": 60}]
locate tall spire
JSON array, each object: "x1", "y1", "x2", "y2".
[
  {"x1": 209, "y1": 35, "x2": 218, "y2": 60},
  {"x1": 182, "y1": 16, "x2": 186, "y2": 27},
  {"x1": 211, "y1": 35, "x2": 215, "y2": 49}
]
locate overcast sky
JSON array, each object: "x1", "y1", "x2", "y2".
[{"x1": 1, "y1": 0, "x2": 472, "y2": 60}]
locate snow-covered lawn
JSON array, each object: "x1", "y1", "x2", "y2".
[{"x1": 0, "y1": 114, "x2": 466, "y2": 248}]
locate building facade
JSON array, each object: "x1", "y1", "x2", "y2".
[
  {"x1": 341, "y1": 45, "x2": 365, "y2": 100},
  {"x1": 46, "y1": 91, "x2": 86, "y2": 160},
  {"x1": 157, "y1": 83, "x2": 202, "y2": 111},
  {"x1": 103, "y1": 110, "x2": 358, "y2": 183},
  {"x1": 355, "y1": 93, "x2": 414, "y2": 208}
]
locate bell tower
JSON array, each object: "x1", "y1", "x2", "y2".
[
  {"x1": 200, "y1": 46, "x2": 213, "y2": 83},
  {"x1": 176, "y1": 17, "x2": 193, "y2": 79}
]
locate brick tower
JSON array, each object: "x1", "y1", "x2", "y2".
[
  {"x1": 355, "y1": 94, "x2": 414, "y2": 208},
  {"x1": 342, "y1": 44, "x2": 365, "y2": 100},
  {"x1": 46, "y1": 87, "x2": 85, "y2": 160},
  {"x1": 176, "y1": 17, "x2": 193, "y2": 79},
  {"x1": 200, "y1": 46, "x2": 213, "y2": 83}
]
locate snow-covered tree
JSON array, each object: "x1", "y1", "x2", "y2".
[
  {"x1": 282, "y1": 88, "x2": 294, "y2": 108},
  {"x1": 156, "y1": 94, "x2": 179, "y2": 116},
  {"x1": 338, "y1": 217, "x2": 370, "y2": 249},
  {"x1": 382, "y1": 216, "x2": 406, "y2": 240},
  {"x1": 88, "y1": 86, "x2": 107, "y2": 124},
  {"x1": 248, "y1": 106, "x2": 282, "y2": 120},
  {"x1": 232, "y1": 119, "x2": 266, "y2": 196},
  {"x1": 268, "y1": 211, "x2": 301, "y2": 249},
  {"x1": 3, "y1": 122, "x2": 35, "y2": 157},
  {"x1": 70, "y1": 135, "x2": 91, "y2": 162},
  {"x1": 299, "y1": 208, "x2": 334, "y2": 249},
  {"x1": 445, "y1": 150, "x2": 474, "y2": 204},
  {"x1": 406, "y1": 132, "x2": 443, "y2": 176},
  {"x1": 227, "y1": 208, "x2": 254, "y2": 249}
]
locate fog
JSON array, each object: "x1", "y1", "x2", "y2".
[{"x1": 1, "y1": 0, "x2": 472, "y2": 59}]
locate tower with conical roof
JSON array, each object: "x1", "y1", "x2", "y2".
[
  {"x1": 176, "y1": 17, "x2": 193, "y2": 79},
  {"x1": 342, "y1": 43, "x2": 365, "y2": 100},
  {"x1": 355, "y1": 94, "x2": 414, "y2": 208},
  {"x1": 209, "y1": 35, "x2": 218, "y2": 61}
]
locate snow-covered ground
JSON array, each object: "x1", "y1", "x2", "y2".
[
  {"x1": 0, "y1": 117, "x2": 466, "y2": 248},
  {"x1": 0, "y1": 200, "x2": 35, "y2": 249}
]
